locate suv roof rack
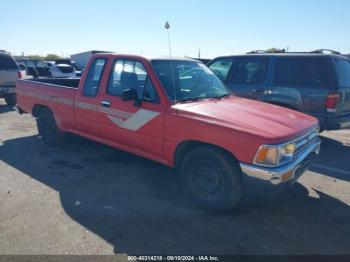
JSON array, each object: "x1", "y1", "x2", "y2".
[
  {"x1": 310, "y1": 49, "x2": 341, "y2": 55},
  {"x1": 245, "y1": 49, "x2": 343, "y2": 56},
  {"x1": 246, "y1": 49, "x2": 287, "y2": 54}
]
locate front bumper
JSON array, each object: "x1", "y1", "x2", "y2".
[
  {"x1": 240, "y1": 138, "x2": 321, "y2": 186},
  {"x1": 325, "y1": 113, "x2": 350, "y2": 130}
]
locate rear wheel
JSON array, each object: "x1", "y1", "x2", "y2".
[
  {"x1": 37, "y1": 108, "x2": 66, "y2": 146},
  {"x1": 179, "y1": 146, "x2": 244, "y2": 211},
  {"x1": 4, "y1": 94, "x2": 17, "y2": 106}
]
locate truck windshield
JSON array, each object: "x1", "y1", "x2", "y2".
[{"x1": 151, "y1": 60, "x2": 230, "y2": 102}]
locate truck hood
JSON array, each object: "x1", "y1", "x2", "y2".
[{"x1": 173, "y1": 96, "x2": 319, "y2": 143}]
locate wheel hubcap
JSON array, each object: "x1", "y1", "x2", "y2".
[{"x1": 192, "y1": 163, "x2": 222, "y2": 197}]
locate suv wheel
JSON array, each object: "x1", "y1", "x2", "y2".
[
  {"x1": 37, "y1": 108, "x2": 66, "y2": 146},
  {"x1": 179, "y1": 146, "x2": 244, "y2": 211},
  {"x1": 4, "y1": 94, "x2": 17, "y2": 106}
]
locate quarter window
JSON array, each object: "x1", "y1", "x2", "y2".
[
  {"x1": 333, "y1": 58, "x2": 350, "y2": 88},
  {"x1": 273, "y1": 57, "x2": 332, "y2": 87},
  {"x1": 82, "y1": 58, "x2": 106, "y2": 97},
  {"x1": 107, "y1": 59, "x2": 159, "y2": 103}
]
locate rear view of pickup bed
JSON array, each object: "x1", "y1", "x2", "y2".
[{"x1": 16, "y1": 53, "x2": 320, "y2": 211}]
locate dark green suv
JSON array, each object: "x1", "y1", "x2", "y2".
[{"x1": 208, "y1": 50, "x2": 350, "y2": 130}]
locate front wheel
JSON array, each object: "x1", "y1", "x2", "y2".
[
  {"x1": 179, "y1": 146, "x2": 244, "y2": 211},
  {"x1": 37, "y1": 107, "x2": 66, "y2": 146},
  {"x1": 4, "y1": 94, "x2": 17, "y2": 106}
]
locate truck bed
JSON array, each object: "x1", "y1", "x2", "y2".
[
  {"x1": 24, "y1": 78, "x2": 80, "y2": 88},
  {"x1": 16, "y1": 78, "x2": 78, "y2": 132}
]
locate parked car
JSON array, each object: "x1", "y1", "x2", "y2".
[
  {"x1": 16, "y1": 58, "x2": 42, "y2": 78},
  {"x1": 16, "y1": 54, "x2": 320, "y2": 211},
  {"x1": 55, "y1": 59, "x2": 82, "y2": 77},
  {"x1": 37, "y1": 61, "x2": 76, "y2": 78},
  {"x1": 0, "y1": 51, "x2": 21, "y2": 106},
  {"x1": 208, "y1": 50, "x2": 350, "y2": 130}
]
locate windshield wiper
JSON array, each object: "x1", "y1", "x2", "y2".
[
  {"x1": 175, "y1": 97, "x2": 205, "y2": 103},
  {"x1": 211, "y1": 93, "x2": 231, "y2": 100}
]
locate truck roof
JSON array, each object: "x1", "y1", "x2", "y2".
[{"x1": 91, "y1": 53, "x2": 200, "y2": 62}]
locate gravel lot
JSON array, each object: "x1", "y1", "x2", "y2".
[{"x1": 0, "y1": 99, "x2": 349, "y2": 255}]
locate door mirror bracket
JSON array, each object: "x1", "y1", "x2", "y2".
[{"x1": 122, "y1": 88, "x2": 141, "y2": 107}]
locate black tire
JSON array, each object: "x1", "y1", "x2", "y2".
[
  {"x1": 4, "y1": 94, "x2": 17, "y2": 106},
  {"x1": 179, "y1": 146, "x2": 244, "y2": 211},
  {"x1": 37, "y1": 107, "x2": 66, "y2": 146}
]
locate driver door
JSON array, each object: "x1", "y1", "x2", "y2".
[{"x1": 96, "y1": 59, "x2": 164, "y2": 159}]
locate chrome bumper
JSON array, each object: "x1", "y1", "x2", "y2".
[{"x1": 240, "y1": 138, "x2": 321, "y2": 185}]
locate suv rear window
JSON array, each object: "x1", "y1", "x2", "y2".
[
  {"x1": 333, "y1": 58, "x2": 350, "y2": 87},
  {"x1": 0, "y1": 53, "x2": 18, "y2": 70},
  {"x1": 273, "y1": 57, "x2": 332, "y2": 88}
]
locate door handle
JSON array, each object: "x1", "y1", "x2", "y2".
[
  {"x1": 254, "y1": 88, "x2": 265, "y2": 92},
  {"x1": 101, "y1": 100, "x2": 111, "y2": 107}
]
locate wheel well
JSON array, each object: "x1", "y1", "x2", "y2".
[
  {"x1": 32, "y1": 104, "x2": 49, "y2": 117},
  {"x1": 174, "y1": 140, "x2": 238, "y2": 168}
]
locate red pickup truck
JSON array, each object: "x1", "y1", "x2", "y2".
[{"x1": 16, "y1": 54, "x2": 321, "y2": 211}]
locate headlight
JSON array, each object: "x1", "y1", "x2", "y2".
[{"x1": 254, "y1": 143, "x2": 296, "y2": 167}]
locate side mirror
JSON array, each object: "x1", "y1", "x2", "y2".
[{"x1": 122, "y1": 88, "x2": 140, "y2": 106}]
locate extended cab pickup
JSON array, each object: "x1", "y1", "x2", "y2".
[{"x1": 16, "y1": 54, "x2": 321, "y2": 211}]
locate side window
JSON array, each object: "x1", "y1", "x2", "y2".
[
  {"x1": 107, "y1": 59, "x2": 159, "y2": 103},
  {"x1": 208, "y1": 58, "x2": 234, "y2": 81},
  {"x1": 230, "y1": 57, "x2": 268, "y2": 85},
  {"x1": 273, "y1": 57, "x2": 332, "y2": 87},
  {"x1": 83, "y1": 58, "x2": 106, "y2": 97}
]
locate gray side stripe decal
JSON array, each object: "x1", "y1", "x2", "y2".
[
  {"x1": 75, "y1": 101, "x2": 98, "y2": 111},
  {"x1": 107, "y1": 115, "x2": 125, "y2": 126},
  {"x1": 18, "y1": 90, "x2": 159, "y2": 131},
  {"x1": 119, "y1": 109, "x2": 160, "y2": 131}
]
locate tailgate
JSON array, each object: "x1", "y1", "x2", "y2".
[{"x1": 0, "y1": 70, "x2": 17, "y2": 86}]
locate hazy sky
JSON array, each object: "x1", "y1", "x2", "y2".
[{"x1": 2, "y1": 0, "x2": 350, "y2": 58}]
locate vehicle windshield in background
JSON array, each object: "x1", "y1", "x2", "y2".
[
  {"x1": 0, "y1": 53, "x2": 18, "y2": 71},
  {"x1": 151, "y1": 60, "x2": 230, "y2": 102},
  {"x1": 333, "y1": 58, "x2": 350, "y2": 87}
]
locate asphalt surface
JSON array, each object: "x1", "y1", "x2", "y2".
[{"x1": 0, "y1": 99, "x2": 349, "y2": 255}]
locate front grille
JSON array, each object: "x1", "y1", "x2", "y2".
[
  {"x1": 58, "y1": 66, "x2": 73, "y2": 74},
  {"x1": 294, "y1": 128, "x2": 319, "y2": 157}
]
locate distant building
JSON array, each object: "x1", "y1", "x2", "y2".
[{"x1": 70, "y1": 50, "x2": 112, "y2": 70}]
